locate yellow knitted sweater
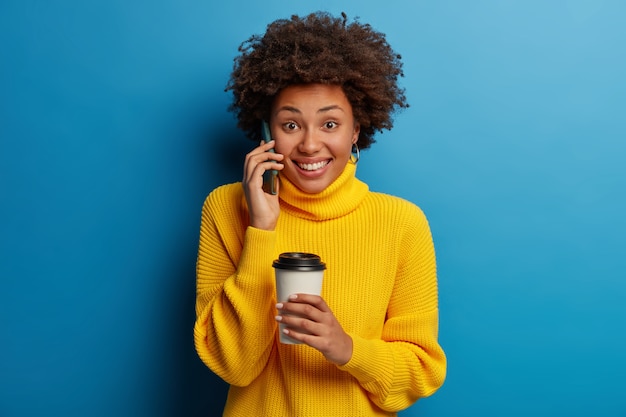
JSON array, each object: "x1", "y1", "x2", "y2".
[{"x1": 194, "y1": 163, "x2": 446, "y2": 416}]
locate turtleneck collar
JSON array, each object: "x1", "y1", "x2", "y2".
[{"x1": 278, "y1": 163, "x2": 369, "y2": 221}]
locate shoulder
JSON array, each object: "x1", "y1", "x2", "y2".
[
  {"x1": 361, "y1": 191, "x2": 433, "y2": 240},
  {"x1": 204, "y1": 182, "x2": 243, "y2": 204},
  {"x1": 202, "y1": 182, "x2": 246, "y2": 218},
  {"x1": 364, "y1": 193, "x2": 436, "y2": 259},
  {"x1": 364, "y1": 191, "x2": 429, "y2": 222}
]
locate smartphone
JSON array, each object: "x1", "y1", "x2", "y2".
[{"x1": 261, "y1": 121, "x2": 278, "y2": 195}]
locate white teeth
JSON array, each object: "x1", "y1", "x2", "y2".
[{"x1": 298, "y1": 161, "x2": 329, "y2": 171}]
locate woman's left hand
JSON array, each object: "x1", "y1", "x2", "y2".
[{"x1": 275, "y1": 294, "x2": 353, "y2": 365}]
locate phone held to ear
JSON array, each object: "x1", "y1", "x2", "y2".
[{"x1": 261, "y1": 121, "x2": 278, "y2": 195}]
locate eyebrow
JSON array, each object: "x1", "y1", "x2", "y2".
[{"x1": 275, "y1": 105, "x2": 345, "y2": 115}]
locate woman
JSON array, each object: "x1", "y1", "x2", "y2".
[{"x1": 194, "y1": 11, "x2": 446, "y2": 416}]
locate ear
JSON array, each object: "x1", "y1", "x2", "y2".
[{"x1": 352, "y1": 123, "x2": 360, "y2": 144}]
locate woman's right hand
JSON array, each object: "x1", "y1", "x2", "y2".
[{"x1": 242, "y1": 140, "x2": 284, "y2": 231}]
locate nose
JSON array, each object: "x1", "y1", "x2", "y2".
[{"x1": 298, "y1": 127, "x2": 322, "y2": 154}]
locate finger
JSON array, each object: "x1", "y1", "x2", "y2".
[
  {"x1": 276, "y1": 303, "x2": 325, "y2": 327},
  {"x1": 245, "y1": 161, "x2": 284, "y2": 188},
  {"x1": 244, "y1": 149, "x2": 284, "y2": 172},
  {"x1": 279, "y1": 326, "x2": 311, "y2": 344},
  {"x1": 243, "y1": 155, "x2": 284, "y2": 186},
  {"x1": 244, "y1": 140, "x2": 282, "y2": 163},
  {"x1": 287, "y1": 294, "x2": 331, "y2": 312},
  {"x1": 275, "y1": 313, "x2": 319, "y2": 332},
  {"x1": 275, "y1": 314, "x2": 323, "y2": 341},
  {"x1": 261, "y1": 139, "x2": 277, "y2": 151},
  {"x1": 246, "y1": 140, "x2": 281, "y2": 160},
  {"x1": 252, "y1": 139, "x2": 276, "y2": 153}
]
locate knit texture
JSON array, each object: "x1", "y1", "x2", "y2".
[{"x1": 194, "y1": 163, "x2": 446, "y2": 416}]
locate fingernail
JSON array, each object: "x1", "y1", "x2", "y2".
[
  {"x1": 275, "y1": 315, "x2": 282, "y2": 322},
  {"x1": 288, "y1": 294, "x2": 297, "y2": 300},
  {"x1": 275, "y1": 303, "x2": 283, "y2": 309}
]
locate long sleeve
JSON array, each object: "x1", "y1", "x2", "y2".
[
  {"x1": 193, "y1": 184, "x2": 278, "y2": 386},
  {"x1": 337, "y1": 202, "x2": 446, "y2": 411},
  {"x1": 194, "y1": 166, "x2": 445, "y2": 417}
]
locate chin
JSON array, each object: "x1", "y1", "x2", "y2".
[
  {"x1": 297, "y1": 184, "x2": 327, "y2": 194},
  {"x1": 291, "y1": 178, "x2": 330, "y2": 194}
]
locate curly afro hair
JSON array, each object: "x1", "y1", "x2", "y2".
[{"x1": 225, "y1": 11, "x2": 408, "y2": 149}]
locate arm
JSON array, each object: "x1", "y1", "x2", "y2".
[
  {"x1": 338, "y1": 206, "x2": 447, "y2": 411},
  {"x1": 193, "y1": 190, "x2": 278, "y2": 386},
  {"x1": 194, "y1": 140, "x2": 285, "y2": 386}
]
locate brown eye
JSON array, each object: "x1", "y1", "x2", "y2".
[
  {"x1": 324, "y1": 121, "x2": 338, "y2": 129},
  {"x1": 285, "y1": 122, "x2": 298, "y2": 131}
]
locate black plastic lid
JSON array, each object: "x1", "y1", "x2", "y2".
[{"x1": 272, "y1": 252, "x2": 326, "y2": 271}]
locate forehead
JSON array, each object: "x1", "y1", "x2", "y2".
[{"x1": 272, "y1": 84, "x2": 353, "y2": 115}]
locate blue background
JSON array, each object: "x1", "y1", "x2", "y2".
[{"x1": 1, "y1": 1, "x2": 625, "y2": 416}]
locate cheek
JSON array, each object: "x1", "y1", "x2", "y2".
[
  {"x1": 272, "y1": 137, "x2": 292, "y2": 155},
  {"x1": 334, "y1": 141, "x2": 354, "y2": 158},
  {"x1": 272, "y1": 141, "x2": 285, "y2": 155},
  {"x1": 274, "y1": 144, "x2": 288, "y2": 157}
]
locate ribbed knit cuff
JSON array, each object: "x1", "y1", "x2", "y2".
[
  {"x1": 236, "y1": 226, "x2": 277, "y2": 282},
  {"x1": 337, "y1": 335, "x2": 393, "y2": 386}
]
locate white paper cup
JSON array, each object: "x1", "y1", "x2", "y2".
[{"x1": 273, "y1": 252, "x2": 326, "y2": 344}]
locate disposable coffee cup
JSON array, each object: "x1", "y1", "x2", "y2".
[{"x1": 273, "y1": 252, "x2": 326, "y2": 344}]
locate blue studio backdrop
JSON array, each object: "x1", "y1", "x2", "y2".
[{"x1": 1, "y1": 1, "x2": 625, "y2": 416}]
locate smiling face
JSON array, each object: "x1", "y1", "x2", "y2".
[{"x1": 270, "y1": 84, "x2": 360, "y2": 194}]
